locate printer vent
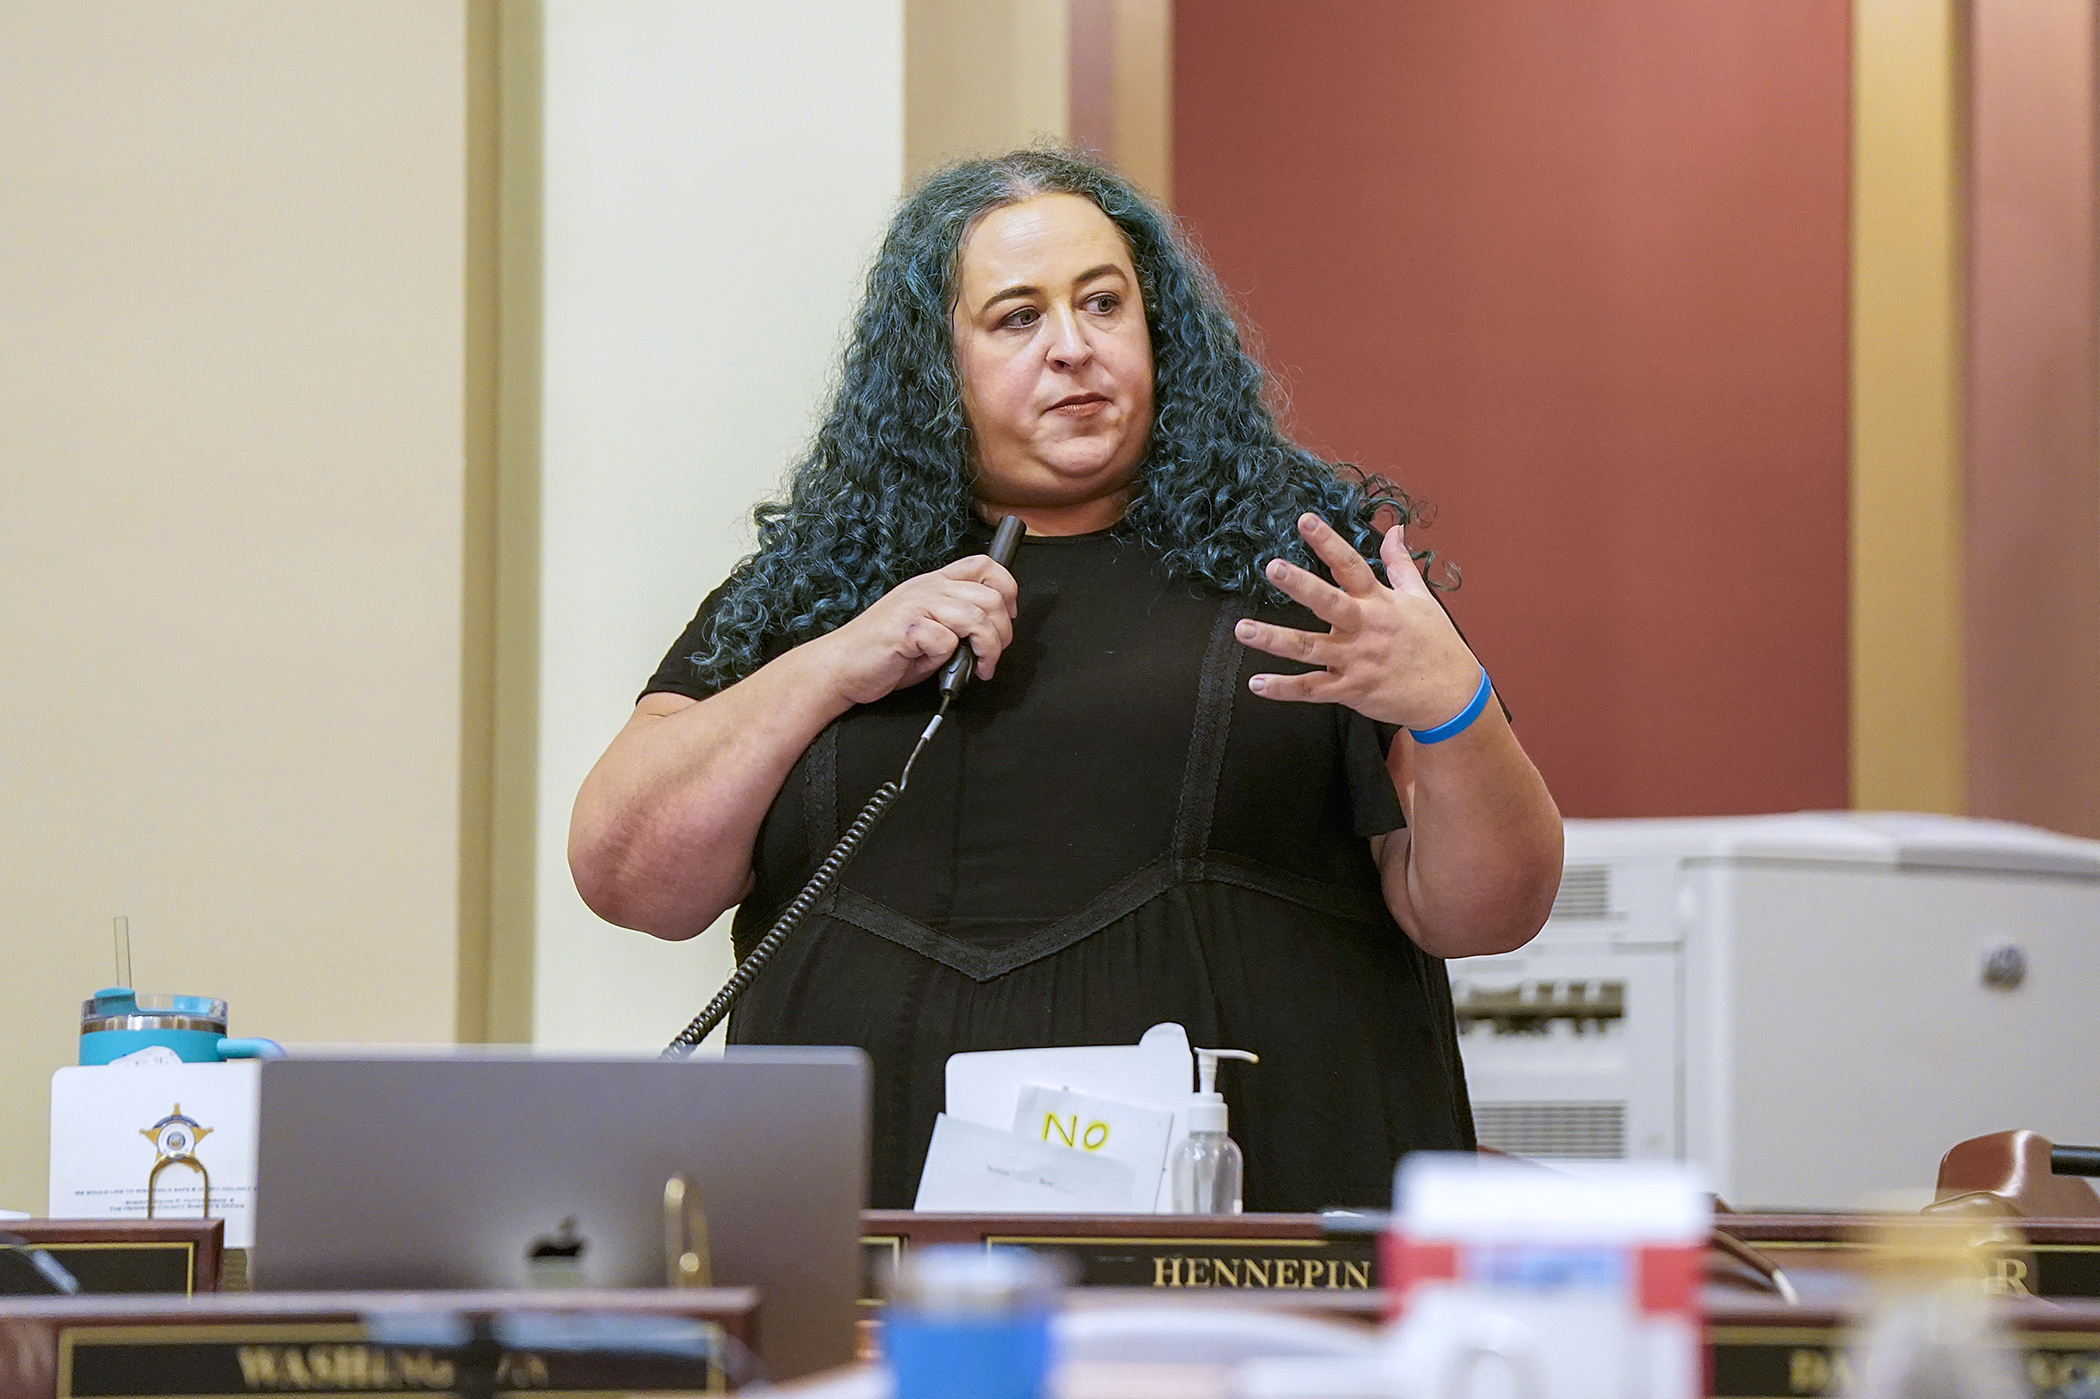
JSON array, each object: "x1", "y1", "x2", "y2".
[
  {"x1": 1472, "y1": 1100, "x2": 1628, "y2": 1160},
  {"x1": 1548, "y1": 864, "x2": 1612, "y2": 920}
]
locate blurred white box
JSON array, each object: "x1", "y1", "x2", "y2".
[
  {"x1": 1450, "y1": 812, "x2": 2100, "y2": 1209},
  {"x1": 1388, "y1": 1156, "x2": 1708, "y2": 1399},
  {"x1": 49, "y1": 1062, "x2": 259, "y2": 1246}
]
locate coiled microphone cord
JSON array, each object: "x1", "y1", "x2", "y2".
[{"x1": 661, "y1": 707, "x2": 947, "y2": 1058}]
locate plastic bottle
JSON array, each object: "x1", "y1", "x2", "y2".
[{"x1": 1169, "y1": 1047, "x2": 1257, "y2": 1214}]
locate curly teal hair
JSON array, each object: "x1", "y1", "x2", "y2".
[{"x1": 689, "y1": 147, "x2": 1424, "y2": 689}]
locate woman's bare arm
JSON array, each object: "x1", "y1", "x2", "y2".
[
  {"x1": 1370, "y1": 706, "x2": 1562, "y2": 957},
  {"x1": 569, "y1": 555, "x2": 1018, "y2": 939},
  {"x1": 1233, "y1": 513, "x2": 1562, "y2": 958}
]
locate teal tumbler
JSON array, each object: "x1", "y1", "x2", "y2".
[{"x1": 78, "y1": 987, "x2": 282, "y2": 1065}]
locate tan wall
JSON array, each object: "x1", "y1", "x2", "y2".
[
  {"x1": 0, "y1": 1, "x2": 478, "y2": 1211},
  {"x1": 908, "y1": 0, "x2": 1170, "y2": 197},
  {"x1": 906, "y1": 0, "x2": 1069, "y2": 182},
  {"x1": 1850, "y1": 0, "x2": 1967, "y2": 814},
  {"x1": 1067, "y1": 0, "x2": 1173, "y2": 200}
]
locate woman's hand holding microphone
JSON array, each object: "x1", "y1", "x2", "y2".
[{"x1": 810, "y1": 554, "x2": 1020, "y2": 707}]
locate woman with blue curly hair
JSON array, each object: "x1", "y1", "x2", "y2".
[{"x1": 571, "y1": 149, "x2": 1561, "y2": 1210}]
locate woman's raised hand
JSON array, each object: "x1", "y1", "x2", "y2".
[
  {"x1": 1236, "y1": 513, "x2": 1482, "y2": 732},
  {"x1": 811, "y1": 554, "x2": 1020, "y2": 707}
]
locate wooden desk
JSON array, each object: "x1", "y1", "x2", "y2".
[
  {"x1": 845, "y1": 1212, "x2": 2100, "y2": 1394},
  {"x1": 0, "y1": 1288, "x2": 759, "y2": 1397},
  {"x1": 861, "y1": 1211, "x2": 2100, "y2": 1307}
]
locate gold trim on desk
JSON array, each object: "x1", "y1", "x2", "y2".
[{"x1": 858, "y1": 1235, "x2": 905, "y2": 1308}]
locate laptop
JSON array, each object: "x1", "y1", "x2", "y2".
[{"x1": 250, "y1": 1049, "x2": 869, "y2": 1380}]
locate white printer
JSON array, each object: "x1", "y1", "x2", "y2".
[{"x1": 1449, "y1": 812, "x2": 2100, "y2": 1209}]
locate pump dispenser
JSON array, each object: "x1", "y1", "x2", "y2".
[{"x1": 1169, "y1": 1048, "x2": 1257, "y2": 1214}]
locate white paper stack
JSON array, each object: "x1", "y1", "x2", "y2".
[{"x1": 914, "y1": 1022, "x2": 1195, "y2": 1213}]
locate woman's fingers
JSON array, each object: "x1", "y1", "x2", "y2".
[
  {"x1": 923, "y1": 586, "x2": 1013, "y2": 678},
  {"x1": 1264, "y1": 557, "x2": 1353, "y2": 626},
  {"x1": 947, "y1": 581, "x2": 1014, "y2": 648},
  {"x1": 830, "y1": 564, "x2": 1023, "y2": 700},
  {"x1": 1381, "y1": 525, "x2": 1434, "y2": 599},
  {"x1": 941, "y1": 554, "x2": 1020, "y2": 618},
  {"x1": 1247, "y1": 668, "x2": 1335, "y2": 703},
  {"x1": 1298, "y1": 513, "x2": 1383, "y2": 595},
  {"x1": 1263, "y1": 515, "x2": 1391, "y2": 623},
  {"x1": 1234, "y1": 616, "x2": 1333, "y2": 667},
  {"x1": 1240, "y1": 519, "x2": 1482, "y2": 727}
]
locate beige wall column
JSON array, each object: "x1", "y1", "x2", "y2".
[
  {"x1": 1066, "y1": 0, "x2": 1173, "y2": 200},
  {"x1": 0, "y1": 2, "x2": 482, "y2": 1211},
  {"x1": 1964, "y1": 0, "x2": 2100, "y2": 837},
  {"x1": 1850, "y1": 0, "x2": 1967, "y2": 815},
  {"x1": 529, "y1": 1, "x2": 906, "y2": 1049},
  {"x1": 908, "y1": 0, "x2": 1169, "y2": 198},
  {"x1": 906, "y1": 0, "x2": 1069, "y2": 183}
]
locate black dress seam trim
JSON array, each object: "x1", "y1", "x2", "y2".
[
  {"x1": 806, "y1": 723, "x2": 839, "y2": 855},
  {"x1": 819, "y1": 855, "x2": 1394, "y2": 981},
  {"x1": 1171, "y1": 605, "x2": 1244, "y2": 861}
]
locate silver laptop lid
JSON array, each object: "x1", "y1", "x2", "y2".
[{"x1": 251, "y1": 1049, "x2": 868, "y2": 1380}]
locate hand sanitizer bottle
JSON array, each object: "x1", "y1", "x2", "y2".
[{"x1": 1170, "y1": 1048, "x2": 1258, "y2": 1214}]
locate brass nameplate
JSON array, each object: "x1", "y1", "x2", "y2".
[
  {"x1": 2032, "y1": 1245, "x2": 2100, "y2": 1298},
  {"x1": 1710, "y1": 1325, "x2": 2100, "y2": 1397},
  {"x1": 56, "y1": 1321, "x2": 728, "y2": 1397},
  {"x1": 35, "y1": 1242, "x2": 198, "y2": 1296},
  {"x1": 986, "y1": 1234, "x2": 1377, "y2": 1291},
  {"x1": 860, "y1": 1235, "x2": 905, "y2": 1306},
  {"x1": 1751, "y1": 1239, "x2": 2100, "y2": 1300}
]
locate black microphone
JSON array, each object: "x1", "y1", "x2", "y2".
[{"x1": 936, "y1": 513, "x2": 1027, "y2": 704}]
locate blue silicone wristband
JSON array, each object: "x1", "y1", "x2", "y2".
[{"x1": 1408, "y1": 666, "x2": 1492, "y2": 744}]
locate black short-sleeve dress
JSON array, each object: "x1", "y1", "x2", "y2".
[{"x1": 643, "y1": 518, "x2": 1475, "y2": 1210}]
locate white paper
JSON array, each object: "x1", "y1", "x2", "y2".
[
  {"x1": 1012, "y1": 1085, "x2": 1174, "y2": 1213},
  {"x1": 48, "y1": 1063, "x2": 260, "y2": 1246},
  {"x1": 913, "y1": 1114, "x2": 1136, "y2": 1213},
  {"x1": 945, "y1": 1022, "x2": 1194, "y2": 1209},
  {"x1": 1397, "y1": 1154, "x2": 1708, "y2": 1244}
]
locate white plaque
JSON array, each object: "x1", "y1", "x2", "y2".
[{"x1": 48, "y1": 1062, "x2": 260, "y2": 1247}]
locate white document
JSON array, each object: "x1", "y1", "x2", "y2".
[
  {"x1": 1012, "y1": 1085, "x2": 1174, "y2": 1213},
  {"x1": 913, "y1": 1114, "x2": 1137, "y2": 1213},
  {"x1": 945, "y1": 1021, "x2": 1195, "y2": 1210},
  {"x1": 48, "y1": 1062, "x2": 260, "y2": 1246}
]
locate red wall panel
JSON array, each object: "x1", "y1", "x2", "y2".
[
  {"x1": 1966, "y1": 0, "x2": 2100, "y2": 837},
  {"x1": 1174, "y1": 3, "x2": 1851, "y2": 817}
]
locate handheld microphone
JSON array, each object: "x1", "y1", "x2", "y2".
[{"x1": 936, "y1": 513, "x2": 1026, "y2": 705}]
